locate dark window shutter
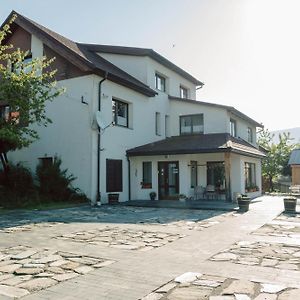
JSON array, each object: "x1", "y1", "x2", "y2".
[{"x1": 106, "y1": 159, "x2": 123, "y2": 192}]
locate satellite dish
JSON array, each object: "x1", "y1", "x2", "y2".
[{"x1": 94, "y1": 111, "x2": 106, "y2": 129}]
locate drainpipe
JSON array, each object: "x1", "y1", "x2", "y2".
[
  {"x1": 127, "y1": 156, "x2": 131, "y2": 201},
  {"x1": 96, "y1": 72, "x2": 108, "y2": 204}
]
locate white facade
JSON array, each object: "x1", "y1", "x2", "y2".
[{"x1": 8, "y1": 26, "x2": 264, "y2": 204}]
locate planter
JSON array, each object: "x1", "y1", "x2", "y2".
[
  {"x1": 149, "y1": 192, "x2": 156, "y2": 201},
  {"x1": 283, "y1": 197, "x2": 297, "y2": 213},
  {"x1": 108, "y1": 193, "x2": 119, "y2": 204},
  {"x1": 238, "y1": 196, "x2": 251, "y2": 212}
]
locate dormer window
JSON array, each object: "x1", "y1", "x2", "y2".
[
  {"x1": 247, "y1": 127, "x2": 253, "y2": 143},
  {"x1": 155, "y1": 73, "x2": 166, "y2": 92},
  {"x1": 230, "y1": 119, "x2": 237, "y2": 137},
  {"x1": 180, "y1": 86, "x2": 188, "y2": 98}
]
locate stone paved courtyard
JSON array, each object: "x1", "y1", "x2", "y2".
[{"x1": 0, "y1": 196, "x2": 299, "y2": 299}]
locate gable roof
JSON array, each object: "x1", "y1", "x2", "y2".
[
  {"x1": 127, "y1": 133, "x2": 265, "y2": 158},
  {"x1": 169, "y1": 96, "x2": 263, "y2": 128},
  {"x1": 1, "y1": 11, "x2": 157, "y2": 97},
  {"x1": 79, "y1": 44, "x2": 203, "y2": 86},
  {"x1": 289, "y1": 149, "x2": 300, "y2": 165}
]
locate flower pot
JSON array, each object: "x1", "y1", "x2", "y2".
[
  {"x1": 238, "y1": 197, "x2": 250, "y2": 212},
  {"x1": 283, "y1": 197, "x2": 297, "y2": 213},
  {"x1": 108, "y1": 193, "x2": 119, "y2": 204}
]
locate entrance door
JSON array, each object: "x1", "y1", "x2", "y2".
[{"x1": 158, "y1": 161, "x2": 179, "y2": 200}]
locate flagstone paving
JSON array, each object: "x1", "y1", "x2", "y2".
[
  {"x1": 55, "y1": 227, "x2": 185, "y2": 251},
  {"x1": 0, "y1": 245, "x2": 114, "y2": 298}
]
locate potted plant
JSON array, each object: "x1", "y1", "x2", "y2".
[
  {"x1": 283, "y1": 196, "x2": 297, "y2": 213},
  {"x1": 238, "y1": 195, "x2": 251, "y2": 212},
  {"x1": 108, "y1": 193, "x2": 119, "y2": 204},
  {"x1": 179, "y1": 194, "x2": 187, "y2": 202},
  {"x1": 149, "y1": 191, "x2": 156, "y2": 201}
]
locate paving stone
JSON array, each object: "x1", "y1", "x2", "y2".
[
  {"x1": 17, "y1": 278, "x2": 57, "y2": 292},
  {"x1": 52, "y1": 272, "x2": 78, "y2": 282},
  {"x1": 58, "y1": 252, "x2": 82, "y2": 258},
  {"x1": 74, "y1": 265, "x2": 94, "y2": 274},
  {"x1": 211, "y1": 253, "x2": 238, "y2": 261},
  {"x1": 156, "y1": 282, "x2": 177, "y2": 293},
  {"x1": 222, "y1": 280, "x2": 256, "y2": 295},
  {"x1": 201, "y1": 275, "x2": 227, "y2": 283},
  {"x1": 174, "y1": 272, "x2": 202, "y2": 284},
  {"x1": 60, "y1": 262, "x2": 80, "y2": 270},
  {"x1": 0, "y1": 264, "x2": 21, "y2": 273},
  {"x1": 23, "y1": 263, "x2": 45, "y2": 268},
  {"x1": 0, "y1": 274, "x2": 14, "y2": 282},
  {"x1": 93, "y1": 260, "x2": 115, "y2": 268},
  {"x1": 260, "y1": 283, "x2": 286, "y2": 293},
  {"x1": 278, "y1": 289, "x2": 300, "y2": 300},
  {"x1": 254, "y1": 293, "x2": 277, "y2": 300},
  {"x1": 234, "y1": 295, "x2": 251, "y2": 300},
  {"x1": 45, "y1": 266, "x2": 65, "y2": 274},
  {"x1": 0, "y1": 284, "x2": 30, "y2": 298},
  {"x1": 11, "y1": 250, "x2": 38, "y2": 260},
  {"x1": 67, "y1": 257, "x2": 100, "y2": 265},
  {"x1": 276, "y1": 263, "x2": 298, "y2": 270},
  {"x1": 261, "y1": 259, "x2": 278, "y2": 267},
  {"x1": 49, "y1": 260, "x2": 68, "y2": 267},
  {"x1": 167, "y1": 286, "x2": 212, "y2": 300},
  {"x1": 292, "y1": 251, "x2": 300, "y2": 257},
  {"x1": 35, "y1": 272, "x2": 54, "y2": 278},
  {"x1": 192, "y1": 279, "x2": 221, "y2": 288},
  {"x1": 209, "y1": 297, "x2": 234, "y2": 300},
  {"x1": 142, "y1": 292, "x2": 164, "y2": 300},
  {"x1": 35, "y1": 254, "x2": 62, "y2": 264},
  {"x1": 14, "y1": 268, "x2": 43, "y2": 275},
  {"x1": 1, "y1": 275, "x2": 32, "y2": 286}
]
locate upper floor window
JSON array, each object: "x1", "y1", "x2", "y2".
[
  {"x1": 12, "y1": 54, "x2": 33, "y2": 74},
  {"x1": 155, "y1": 73, "x2": 166, "y2": 92},
  {"x1": 230, "y1": 119, "x2": 237, "y2": 137},
  {"x1": 112, "y1": 99, "x2": 128, "y2": 127},
  {"x1": 247, "y1": 127, "x2": 253, "y2": 143},
  {"x1": 180, "y1": 86, "x2": 188, "y2": 99},
  {"x1": 180, "y1": 114, "x2": 204, "y2": 135},
  {"x1": 155, "y1": 112, "x2": 161, "y2": 135}
]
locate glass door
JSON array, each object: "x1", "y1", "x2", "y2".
[{"x1": 158, "y1": 161, "x2": 179, "y2": 200}]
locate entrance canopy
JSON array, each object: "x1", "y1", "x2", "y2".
[{"x1": 127, "y1": 133, "x2": 265, "y2": 158}]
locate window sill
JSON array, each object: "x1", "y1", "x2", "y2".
[{"x1": 114, "y1": 124, "x2": 133, "y2": 130}]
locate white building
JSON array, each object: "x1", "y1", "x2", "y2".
[{"x1": 1, "y1": 11, "x2": 265, "y2": 204}]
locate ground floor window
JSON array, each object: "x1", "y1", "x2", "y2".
[
  {"x1": 106, "y1": 159, "x2": 123, "y2": 192},
  {"x1": 190, "y1": 160, "x2": 198, "y2": 188},
  {"x1": 207, "y1": 162, "x2": 225, "y2": 190},
  {"x1": 142, "y1": 162, "x2": 152, "y2": 189},
  {"x1": 245, "y1": 162, "x2": 257, "y2": 191}
]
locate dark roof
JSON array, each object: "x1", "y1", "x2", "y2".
[
  {"x1": 1, "y1": 11, "x2": 157, "y2": 97},
  {"x1": 127, "y1": 133, "x2": 266, "y2": 158},
  {"x1": 80, "y1": 44, "x2": 203, "y2": 86},
  {"x1": 289, "y1": 149, "x2": 300, "y2": 165},
  {"x1": 169, "y1": 96, "x2": 263, "y2": 128}
]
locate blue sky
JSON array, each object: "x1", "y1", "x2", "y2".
[{"x1": 1, "y1": 0, "x2": 300, "y2": 131}]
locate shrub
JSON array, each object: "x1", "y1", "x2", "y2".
[{"x1": 36, "y1": 156, "x2": 77, "y2": 202}]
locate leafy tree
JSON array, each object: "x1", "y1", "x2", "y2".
[
  {"x1": 258, "y1": 129, "x2": 298, "y2": 191},
  {"x1": 0, "y1": 14, "x2": 63, "y2": 173}
]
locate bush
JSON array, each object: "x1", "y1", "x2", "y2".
[{"x1": 36, "y1": 156, "x2": 77, "y2": 202}]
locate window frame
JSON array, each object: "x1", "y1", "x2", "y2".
[
  {"x1": 155, "y1": 112, "x2": 161, "y2": 136},
  {"x1": 142, "y1": 161, "x2": 152, "y2": 189},
  {"x1": 179, "y1": 114, "x2": 204, "y2": 135},
  {"x1": 244, "y1": 162, "x2": 256, "y2": 191},
  {"x1": 230, "y1": 119, "x2": 237, "y2": 137},
  {"x1": 112, "y1": 99, "x2": 129, "y2": 128},
  {"x1": 247, "y1": 127, "x2": 253, "y2": 143},
  {"x1": 155, "y1": 73, "x2": 166, "y2": 92},
  {"x1": 180, "y1": 85, "x2": 188, "y2": 99},
  {"x1": 190, "y1": 160, "x2": 198, "y2": 188}
]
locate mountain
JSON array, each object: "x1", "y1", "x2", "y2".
[{"x1": 271, "y1": 127, "x2": 300, "y2": 144}]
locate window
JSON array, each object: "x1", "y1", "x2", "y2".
[
  {"x1": 155, "y1": 112, "x2": 161, "y2": 135},
  {"x1": 165, "y1": 115, "x2": 170, "y2": 137},
  {"x1": 112, "y1": 99, "x2": 128, "y2": 127},
  {"x1": 190, "y1": 161, "x2": 198, "y2": 188},
  {"x1": 180, "y1": 86, "x2": 188, "y2": 98},
  {"x1": 230, "y1": 119, "x2": 236, "y2": 137},
  {"x1": 106, "y1": 159, "x2": 123, "y2": 192},
  {"x1": 38, "y1": 157, "x2": 53, "y2": 169},
  {"x1": 180, "y1": 114, "x2": 204, "y2": 135},
  {"x1": 155, "y1": 73, "x2": 166, "y2": 92},
  {"x1": 142, "y1": 162, "x2": 152, "y2": 189},
  {"x1": 12, "y1": 54, "x2": 32, "y2": 74},
  {"x1": 207, "y1": 162, "x2": 225, "y2": 189},
  {"x1": 247, "y1": 127, "x2": 253, "y2": 143},
  {"x1": 245, "y1": 162, "x2": 256, "y2": 191},
  {"x1": 0, "y1": 104, "x2": 20, "y2": 125}
]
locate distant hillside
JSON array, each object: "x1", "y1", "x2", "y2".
[{"x1": 271, "y1": 127, "x2": 300, "y2": 144}]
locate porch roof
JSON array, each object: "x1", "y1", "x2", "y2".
[{"x1": 126, "y1": 133, "x2": 266, "y2": 158}]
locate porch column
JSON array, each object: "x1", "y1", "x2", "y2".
[{"x1": 224, "y1": 152, "x2": 232, "y2": 202}]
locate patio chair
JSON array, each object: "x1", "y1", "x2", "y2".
[
  {"x1": 194, "y1": 186, "x2": 205, "y2": 200},
  {"x1": 205, "y1": 185, "x2": 216, "y2": 200}
]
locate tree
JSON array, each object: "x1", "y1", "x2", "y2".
[
  {"x1": 258, "y1": 129, "x2": 298, "y2": 191},
  {"x1": 0, "y1": 15, "x2": 63, "y2": 173}
]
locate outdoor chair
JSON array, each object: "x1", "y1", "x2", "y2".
[
  {"x1": 194, "y1": 186, "x2": 205, "y2": 200},
  {"x1": 205, "y1": 185, "x2": 216, "y2": 200}
]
